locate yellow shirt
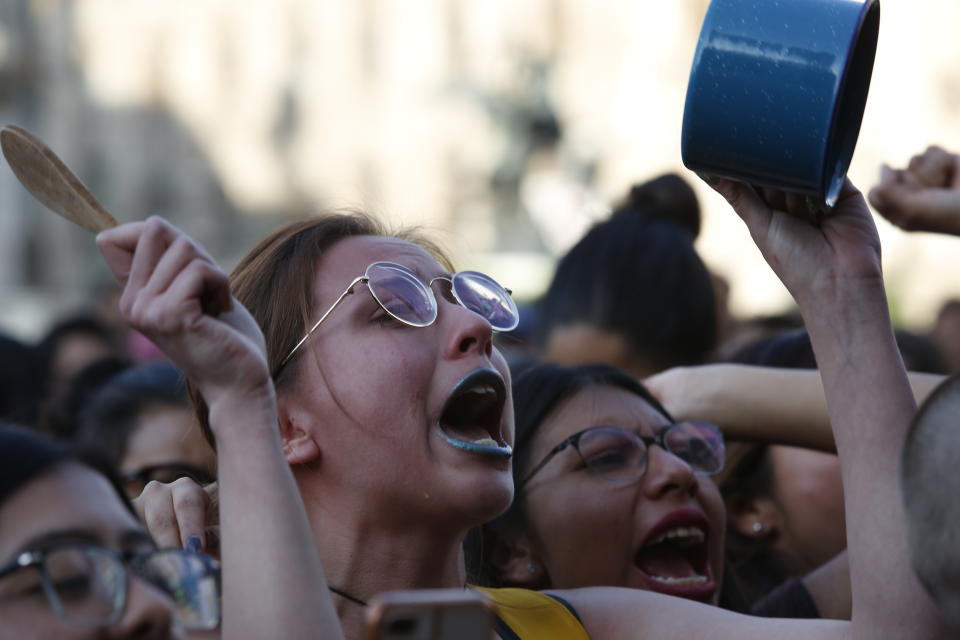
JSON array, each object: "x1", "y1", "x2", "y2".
[{"x1": 473, "y1": 586, "x2": 591, "y2": 640}]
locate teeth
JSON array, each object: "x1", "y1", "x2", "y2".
[
  {"x1": 465, "y1": 385, "x2": 496, "y2": 396},
  {"x1": 472, "y1": 437, "x2": 512, "y2": 454},
  {"x1": 436, "y1": 424, "x2": 512, "y2": 457},
  {"x1": 645, "y1": 574, "x2": 708, "y2": 586},
  {"x1": 647, "y1": 526, "x2": 705, "y2": 547}
]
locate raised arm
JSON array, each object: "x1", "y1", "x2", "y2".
[
  {"x1": 645, "y1": 364, "x2": 945, "y2": 453},
  {"x1": 557, "y1": 179, "x2": 948, "y2": 640},
  {"x1": 702, "y1": 179, "x2": 946, "y2": 638},
  {"x1": 97, "y1": 218, "x2": 344, "y2": 640}
]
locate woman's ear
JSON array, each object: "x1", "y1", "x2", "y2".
[
  {"x1": 727, "y1": 493, "x2": 782, "y2": 540},
  {"x1": 278, "y1": 404, "x2": 321, "y2": 466},
  {"x1": 282, "y1": 428, "x2": 321, "y2": 466},
  {"x1": 489, "y1": 531, "x2": 548, "y2": 587}
]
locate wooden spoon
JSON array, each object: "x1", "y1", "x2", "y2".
[
  {"x1": 0, "y1": 124, "x2": 119, "y2": 233},
  {"x1": 1, "y1": 124, "x2": 231, "y2": 316}
]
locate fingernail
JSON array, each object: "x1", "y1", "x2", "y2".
[{"x1": 186, "y1": 536, "x2": 203, "y2": 553}]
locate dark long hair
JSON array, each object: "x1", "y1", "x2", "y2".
[{"x1": 535, "y1": 174, "x2": 716, "y2": 372}]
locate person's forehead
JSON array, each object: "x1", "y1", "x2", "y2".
[
  {"x1": 316, "y1": 236, "x2": 444, "y2": 290},
  {"x1": 0, "y1": 463, "x2": 142, "y2": 558},
  {"x1": 123, "y1": 405, "x2": 208, "y2": 473},
  {"x1": 536, "y1": 384, "x2": 668, "y2": 449}
]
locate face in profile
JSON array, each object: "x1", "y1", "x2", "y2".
[
  {"x1": 0, "y1": 462, "x2": 180, "y2": 639},
  {"x1": 511, "y1": 384, "x2": 727, "y2": 604},
  {"x1": 278, "y1": 235, "x2": 517, "y2": 527}
]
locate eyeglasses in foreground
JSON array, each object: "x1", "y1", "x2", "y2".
[
  {"x1": 0, "y1": 543, "x2": 220, "y2": 630},
  {"x1": 273, "y1": 261, "x2": 519, "y2": 377}
]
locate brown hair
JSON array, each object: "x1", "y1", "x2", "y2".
[{"x1": 191, "y1": 210, "x2": 452, "y2": 444}]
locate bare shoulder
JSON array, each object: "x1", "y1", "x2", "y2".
[{"x1": 547, "y1": 587, "x2": 847, "y2": 640}]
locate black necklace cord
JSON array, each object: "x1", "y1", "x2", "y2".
[{"x1": 329, "y1": 585, "x2": 368, "y2": 607}]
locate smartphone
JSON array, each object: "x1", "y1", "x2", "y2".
[{"x1": 365, "y1": 589, "x2": 495, "y2": 640}]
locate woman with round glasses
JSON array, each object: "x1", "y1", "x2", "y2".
[
  {"x1": 469, "y1": 363, "x2": 727, "y2": 606},
  {"x1": 98, "y1": 173, "x2": 946, "y2": 640},
  {"x1": 470, "y1": 362, "x2": 852, "y2": 620},
  {"x1": 100, "y1": 214, "x2": 524, "y2": 638}
]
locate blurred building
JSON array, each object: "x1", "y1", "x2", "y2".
[{"x1": 1, "y1": 0, "x2": 959, "y2": 338}]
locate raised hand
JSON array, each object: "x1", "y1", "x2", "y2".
[
  {"x1": 868, "y1": 145, "x2": 960, "y2": 235},
  {"x1": 96, "y1": 217, "x2": 272, "y2": 410},
  {"x1": 100, "y1": 218, "x2": 344, "y2": 639},
  {"x1": 701, "y1": 178, "x2": 882, "y2": 308},
  {"x1": 703, "y1": 170, "x2": 954, "y2": 637}
]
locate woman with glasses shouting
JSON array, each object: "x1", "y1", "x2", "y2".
[
  {"x1": 469, "y1": 361, "x2": 856, "y2": 620},
  {"x1": 469, "y1": 363, "x2": 728, "y2": 607},
  {"x1": 97, "y1": 174, "x2": 948, "y2": 639}
]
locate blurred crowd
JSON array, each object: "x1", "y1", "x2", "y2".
[
  {"x1": 2, "y1": 143, "x2": 960, "y2": 638},
  {"x1": 0, "y1": 305, "x2": 215, "y2": 495}
]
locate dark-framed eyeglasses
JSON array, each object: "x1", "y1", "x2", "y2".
[
  {"x1": 274, "y1": 261, "x2": 520, "y2": 376},
  {"x1": 518, "y1": 421, "x2": 725, "y2": 490},
  {"x1": 0, "y1": 543, "x2": 220, "y2": 630},
  {"x1": 121, "y1": 463, "x2": 216, "y2": 497}
]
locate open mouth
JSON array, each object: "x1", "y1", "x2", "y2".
[
  {"x1": 634, "y1": 513, "x2": 715, "y2": 601},
  {"x1": 436, "y1": 368, "x2": 512, "y2": 459}
]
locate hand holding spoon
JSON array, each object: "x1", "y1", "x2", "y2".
[{"x1": 0, "y1": 124, "x2": 119, "y2": 233}]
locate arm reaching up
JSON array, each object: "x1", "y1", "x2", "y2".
[
  {"x1": 546, "y1": 181, "x2": 949, "y2": 640},
  {"x1": 97, "y1": 217, "x2": 344, "y2": 640},
  {"x1": 703, "y1": 179, "x2": 946, "y2": 639}
]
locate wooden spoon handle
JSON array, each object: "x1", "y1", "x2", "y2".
[{"x1": 1, "y1": 124, "x2": 118, "y2": 233}]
